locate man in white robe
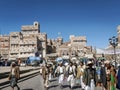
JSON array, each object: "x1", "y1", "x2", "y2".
[
  {"x1": 67, "y1": 62, "x2": 76, "y2": 89},
  {"x1": 55, "y1": 63, "x2": 65, "y2": 89}
]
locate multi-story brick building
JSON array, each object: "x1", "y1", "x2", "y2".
[
  {"x1": 105, "y1": 25, "x2": 120, "y2": 61},
  {"x1": 9, "y1": 21, "x2": 47, "y2": 61},
  {"x1": 46, "y1": 37, "x2": 63, "y2": 60},
  {"x1": 57, "y1": 35, "x2": 93, "y2": 60},
  {"x1": 0, "y1": 21, "x2": 94, "y2": 62},
  {"x1": 0, "y1": 35, "x2": 10, "y2": 60},
  {"x1": 9, "y1": 32, "x2": 21, "y2": 60}
]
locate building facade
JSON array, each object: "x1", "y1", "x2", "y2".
[
  {"x1": 9, "y1": 21, "x2": 47, "y2": 61},
  {"x1": 0, "y1": 35, "x2": 10, "y2": 60},
  {"x1": 0, "y1": 21, "x2": 94, "y2": 62},
  {"x1": 57, "y1": 35, "x2": 93, "y2": 60},
  {"x1": 104, "y1": 25, "x2": 120, "y2": 62}
]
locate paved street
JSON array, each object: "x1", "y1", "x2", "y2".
[
  {"x1": 0, "y1": 66, "x2": 39, "y2": 73},
  {"x1": 2, "y1": 75, "x2": 82, "y2": 90}
]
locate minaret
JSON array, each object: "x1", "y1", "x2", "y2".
[{"x1": 117, "y1": 25, "x2": 120, "y2": 43}]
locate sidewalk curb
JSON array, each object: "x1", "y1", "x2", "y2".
[
  {"x1": 0, "y1": 67, "x2": 40, "y2": 79},
  {"x1": 0, "y1": 70, "x2": 40, "y2": 89}
]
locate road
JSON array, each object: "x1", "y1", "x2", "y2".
[
  {"x1": 0, "y1": 66, "x2": 40, "y2": 73},
  {"x1": 2, "y1": 74, "x2": 82, "y2": 90}
]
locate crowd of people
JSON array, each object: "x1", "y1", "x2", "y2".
[
  {"x1": 41, "y1": 59, "x2": 120, "y2": 90},
  {"x1": 7, "y1": 58, "x2": 120, "y2": 90}
]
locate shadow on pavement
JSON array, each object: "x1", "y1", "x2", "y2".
[
  {"x1": 22, "y1": 89, "x2": 33, "y2": 90},
  {"x1": 19, "y1": 73, "x2": 39, "y2": 83},
  {"x1": 73, "y1": 85, "x2": 81, "y2": 89},
  {"x1": 48, "y1": 85, "x2": 59, "y2": 89},
  {"x1": 62, "y1": 85, "x2": 69, "y2": 88},
  {"x1": 0, "y1": 73, "x2": 39, "y2": 90},
  {"x1": 49, "y1": 79, "x2": 57, "y2": 82}
]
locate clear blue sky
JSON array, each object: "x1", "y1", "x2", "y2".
[{"x1": 0, "y1": 0, "x2": 120, "y2": 49}]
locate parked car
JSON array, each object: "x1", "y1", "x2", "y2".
[
  {"x1": 31, "y1": 60, "x2": 40, "y2": 66},
  {"x1": 2, "y1": 60, "x2": 17, "y2": 66},
  {"x1": 20, "y1": 62, "x2": 26, "y2": 67},
  {"x1": 26, "y1": 56, "x2": 42, "y2": 66}
]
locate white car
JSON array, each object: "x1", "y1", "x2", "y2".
[{"x1": 20, "y1": 62, "x2": 26, "y2": 67}]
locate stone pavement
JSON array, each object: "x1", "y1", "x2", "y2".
[
  {"x1": 0, "y1": 66, "x2": 40, "y2": 89},
  {"x1": 2, "y1": 75, "x2": 82, "y2": 90},
  {"x1": 0, "y1": 66, "x2": 39, "y2": 73}
]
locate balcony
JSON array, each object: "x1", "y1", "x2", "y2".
[{"x1": 19, "y1": 53, "x2": 34, "y2": 58}]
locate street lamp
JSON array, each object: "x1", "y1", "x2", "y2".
[{"x1": 109, "y1": 36, "x2": 118, "y2": 68}]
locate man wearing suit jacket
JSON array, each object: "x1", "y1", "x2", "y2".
[
  {"x1": 100, "y1": 60, "x2": 111, "y2": 90},
  {"x1": 83, "y1": 61, "x2": 97, "y2": 90}
]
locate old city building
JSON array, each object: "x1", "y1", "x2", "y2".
[
  {"x1": 104, "y1": 25, "x2": 120, "y2": 62},
  {"x1": 57, "y1": 35, "x2": 93, "y2": 60},
  {"x1": 46, "y1": 37, "x2": 63, "y2": 60},
  {"x1": 0, "y1": 21, "x2": 94, "y2": 62},
  {"x1": 0, "y1": 35, "x2": 10, "y2": 60},
  {"x1": 9, "y1": 21, "x2": 47, "y2": 61}
]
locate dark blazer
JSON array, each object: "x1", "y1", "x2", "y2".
[
  {"x1": 83, "y1": 67, "x2": 97, "y2": 86},
  {"x1": 100, "y1": 66, "x2": 107, "y2": 89},
  {"x1": 117, "y1": 67, "x2": 120, "y2": 89}
]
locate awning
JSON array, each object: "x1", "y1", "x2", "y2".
[
  {"x1": 85, "y1": 54, "x2": 94, "y2": 58},
  {"x1": 55, "y1": 57, "x2": 63, "y2": 62},
  {"x1": 97, "y1": 57, "x2": 105, "y2": 60},
  {"x1": 62, "y1": 55, "x2": 70, "y2": 59},
  {"x1": 46, "y1": 53, "x2": 58, "y2": 57},
  {"x1": 71, "y1": 57, "x2": 77, "y2": 60},
  {"x1": 105, "y1": 49, "x2": 120, "y2": 54},
  {"x1": 8, "y1": 58, "x2": 16, "y2": 61},
  {"x1": 28, "y1": 56, "x2": 41, "y2": 61}
]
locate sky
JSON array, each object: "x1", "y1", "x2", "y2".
[{"x1": 0, "y1": 0, "x2": 120, "y2": 49}]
